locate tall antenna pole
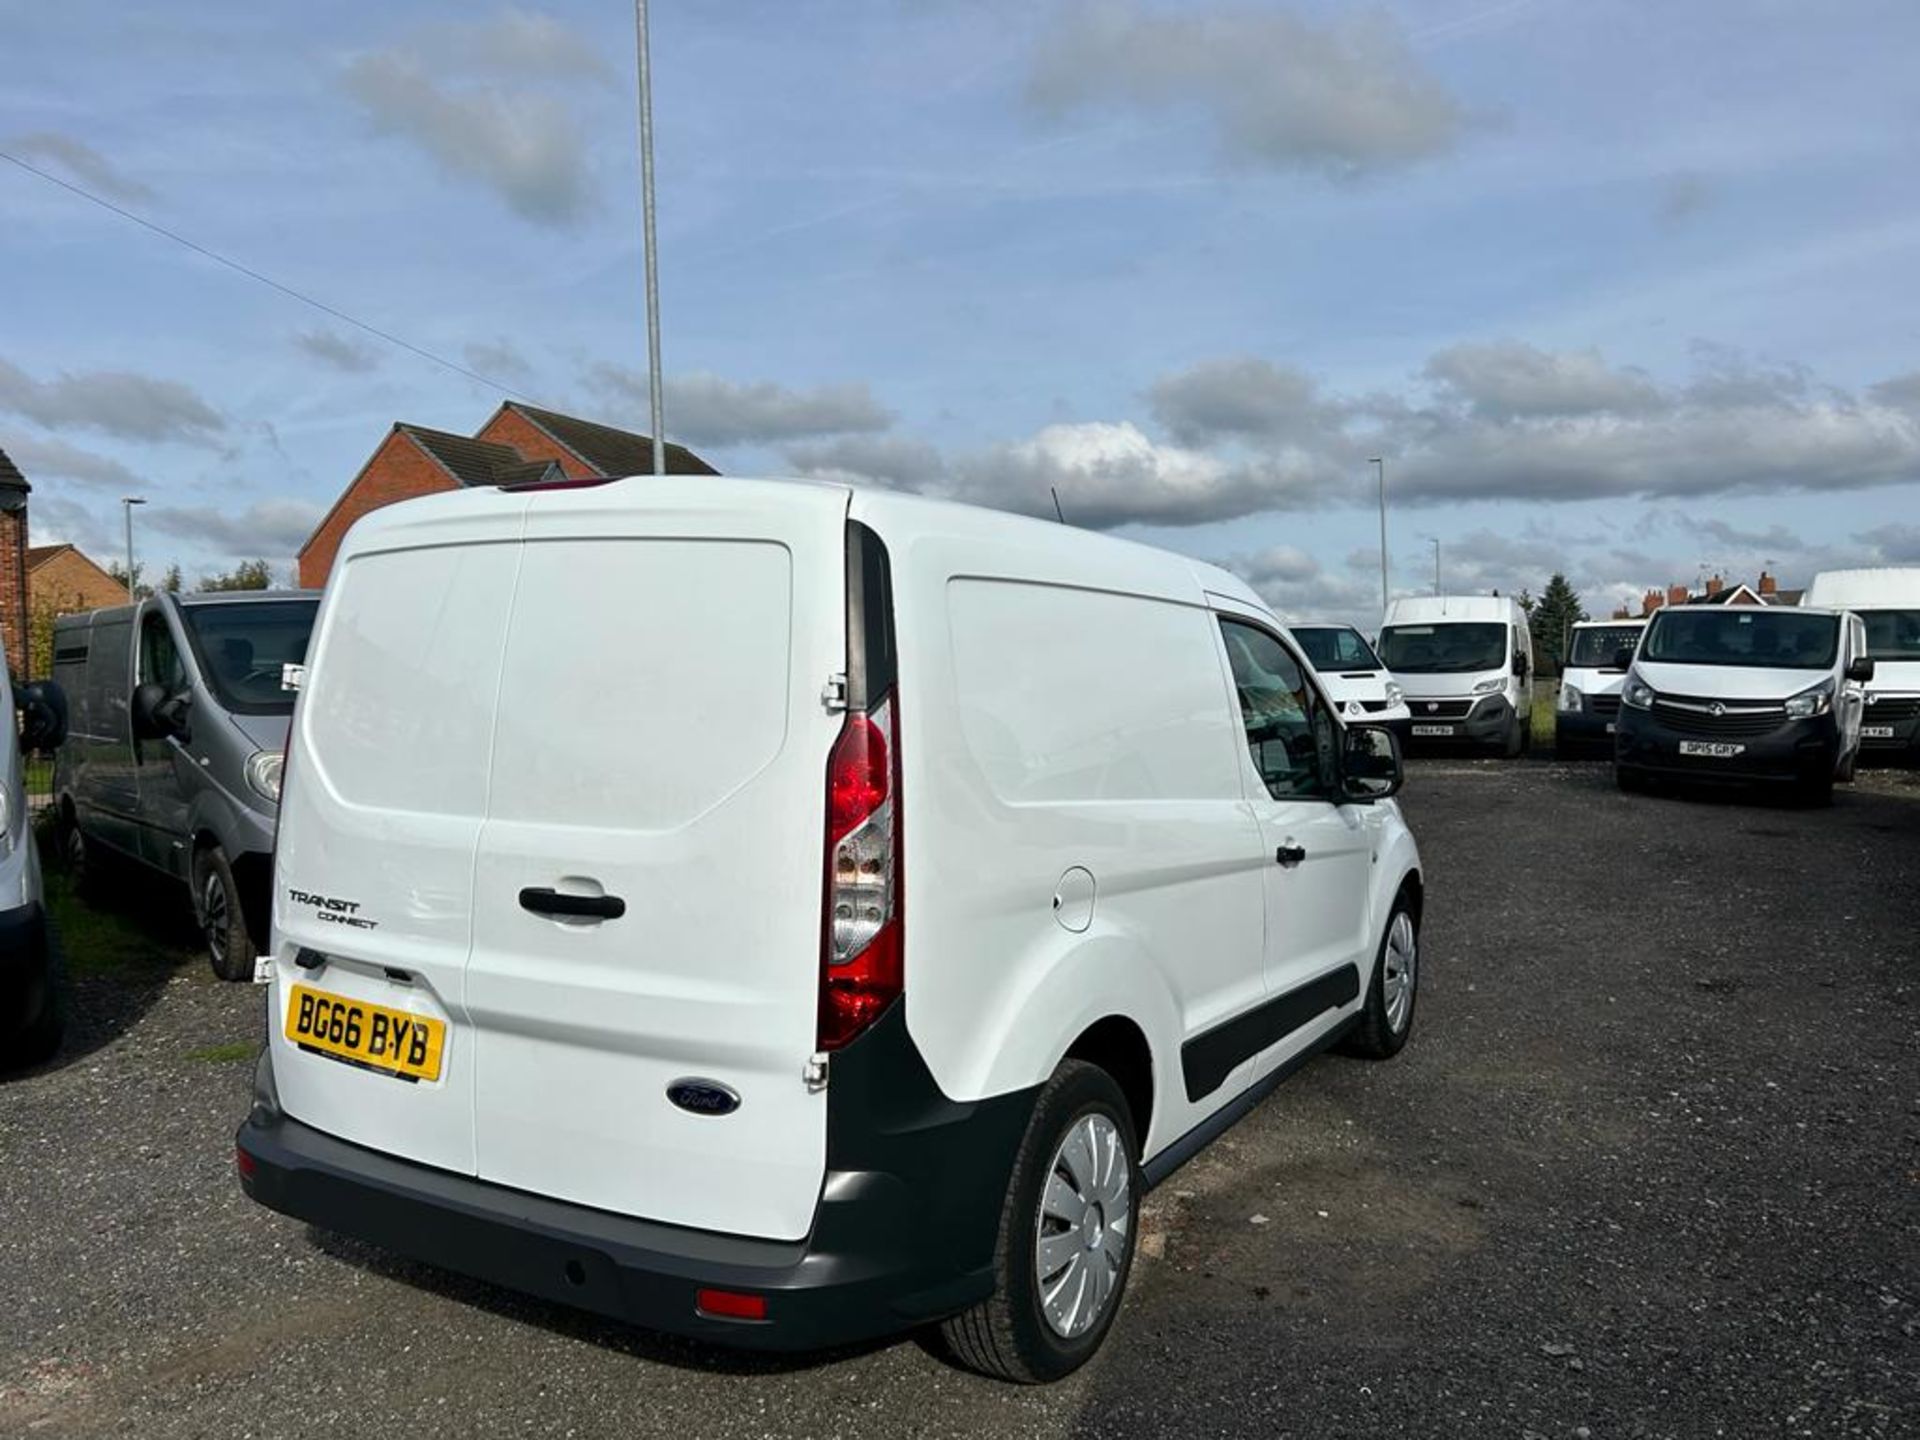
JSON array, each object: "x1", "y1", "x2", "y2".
[{"x1": 634, "y1": 0, "x2": 666, "y2": 475}]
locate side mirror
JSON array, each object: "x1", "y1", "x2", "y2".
[
  {"x1": 132, "y1": 681, "x2": 190, "y2": 741},
  {"x1": 1610, "y1": 647, "x2": 1637, "y2": 673},
  {"x1": 1846, "y1": 656, "x2": 1876, "y2": 684},
  {"x1": 1341, "y1": 724, "x2": 1404, "y2": 803},
  {"x1": 16, "y1": 679, "x2": 68, "y2": 752}
]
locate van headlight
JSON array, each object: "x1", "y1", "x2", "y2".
[
  {"x1": 1783, "y1": 681, "x2": 1834, "y2": 719},
  {"x1": 1622, "y1": 673, "x2": 1656, "y2": 709},
  {"x1": 245, "y1": 750, "x2": 284, "y2": 803},
  {"x1": 1558, "y1": 684, "x2": 1583, "y2": 713},
  {"x1": 1472, "y1": 677, "x2": 1505, "y2": 694},
  {"x1": 1384, "y1": 681, "x2": 1404, "y2": 707}
]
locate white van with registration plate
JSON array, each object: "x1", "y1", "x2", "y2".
[
  {"x1": 1803, "y1": 568, "x2": 1920, "y2": 763},
  {"x1": 1378, "y1": 595, "x2": 1535, "y2": 756},
  {"x1": 235, "y1": 475, "x2": 1425, "y2": 1381},
  {"x1": 1555, "y1": 619, "x2": 1646, "y2": 756}
]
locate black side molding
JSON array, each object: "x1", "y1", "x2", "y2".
[
  {"x1": 1146, "y1": 1013, "x2": 1359, "y2": 1191},
  {"x1": 1179, "y1": 964, "x2": 1360, "y2": 1103}
]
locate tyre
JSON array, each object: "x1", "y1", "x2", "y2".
[
  {"x1": 193, "y1": 846, "x2": 254, "y2": 982},
  {"x1": 1343, "y1": 895, "x2": 1419, "y2": 1060},
  {"x1": 60, "y1": 811, "x2": 96, "y2": 894},
  {"x1": 4, "y1": 926, "x2": 64, "y2": 1071},
  {"x1": 940, "y1": 1060, "x2": 1140, "y2": 1383},
  {"x1": 1500, "y1": 716, "x2": 1523, "y2": 758}
]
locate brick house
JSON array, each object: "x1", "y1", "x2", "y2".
[
  {"x1": 28, "y1": 543, "x2": 128, "y2": 615},
  {"x1": 1, "y1": 447, "x2": 29, "y2": 678},
  {"x1": 297, "y1": 404, "x2": 716, "y2": 588}
]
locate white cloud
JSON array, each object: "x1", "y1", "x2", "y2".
[
  {"x1": 1147, "y1": 357, "x2": 1344, "y2": 447},
  {"x1": 465, "y1": 337, "x2": 534, "y2": 383},
  {"x1": 422, "y1": 8, "x2": 615, "y2": 82},
  {"x1": 1029, "y1": 1, "x2": 1468, "y2": 176},
  {"x1": 145, "y1": 498, "x2": 324, "y2": 557},
  {"x1": 589, "y1": 366, "x2": 894, "y2": 447},
  {"x1": 787, "y1": 434, "x2": 947, "y2": 488},
  {"x1": 0, "y1": 434, "x2": 137, "y2": 489},
  {"x1": 9, "y1": 131, "x2": 154, "y2": 203},
  {"x1": 1423, "y1": 341, "x2": 1667, "y2": 420},
  {"x1": 293, "y1": 329, "x2": 381, "y2": 373},
  {"x1": 341, "y1": 24, "x2": 596, "y2": 227},
  {"x1": 0, "y1": 357, "x2": 224, "y2": 446}
]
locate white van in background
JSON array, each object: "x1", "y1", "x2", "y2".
[
  {"x1": 237, "y1": 475, "x2": 1425, "y2": 1382},
  {"x1": 1288, "y1": 623, "x2": 1411, "y2": 740},
  {"x1": 1615, "y1": 604, "x2": 1872, "y2": 804},
  {"x1": 1803, "y1": 568, "x2": 1920, "y2": 764},
  {"x1": 1378, "y1": 595, "x2": 1536, "y2": 756},
  {"x1": 1555, "y1": 618, "x2": 1647, "y2": 756}
]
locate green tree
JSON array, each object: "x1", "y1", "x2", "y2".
[
  {"x1": 106, "y1": 560, "x2": 149, "y2": 599},
  {"x1": 161, "y1": 563, "x2": 183, "y2": 593},
  {"x1": 1529, "y1": 573, "x2": 1587, "y2": 673},
  {"x1": 197, "y1": 559, "x2": 273, "y2": 592}
]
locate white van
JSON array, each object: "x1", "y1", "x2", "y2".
[
  {"x1": 1288, "y1": 623, "x2": 1411, "y2": 740},
  {"x1": 1803, "y1": 568, "x2": 1920, "y2": 763},
  {"x1": 1615, "y1": 604, "x2": 1872, "y2": 803},
  {"x1": 236, "y1": 476, "x2": 1425, "y2": 1381},
  {"x1": 1377, "y1": 595, "x2": 1536, "y2": 756},
  {"x1": 1555, "y1": 618, "x2": 1647, "y2": 756}
]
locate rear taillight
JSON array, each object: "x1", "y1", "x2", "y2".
[{"x1": 819, "y1": 693, "x2": 901, "y2": 1050}]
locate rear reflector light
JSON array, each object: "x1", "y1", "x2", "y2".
[
  {"x1": 695, "y1": 1288, "x2": 768, "y2": 1321},
  {"x1": 234, "y1": 1145, "x2": 257, "y2": 1181},
  {"x1": 819, "y1": 693, "x2": 901, "y2": 1050}
]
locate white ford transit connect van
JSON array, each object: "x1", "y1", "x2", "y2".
[
  {"x1": 236, "y1": 476, "x2": 1425, "y2": 1381},
  {"x1": 1289, "y1": 623, "x2": 1411, "y2": 741},
  {"x1": 1555, "y1": 618, "x2": 1647, "y2": 756},
  {"x1": 1803, "y1": 568, "x2": 1920, "y2": 763},
  {"x1": 1378, "y1": 595, "x2": 1535, "y2": 755},
  {"x1": 1615, "y1": 603, "x2": 1872, "y2": 803}
]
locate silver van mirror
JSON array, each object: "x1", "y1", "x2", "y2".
[
  {"x1": 17, "y1": 679, "x2": 68, "y2": 752},
  {"x1": 1609, "y1": 646, "x2": 1637, "y2": 672},
  {"x1": 1341, "y1": 725, "x2": 1403, "y2": 803},
  {"x1": 132, "y1": 681, "x2": 190, "y2": 742}
]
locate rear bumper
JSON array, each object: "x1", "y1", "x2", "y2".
[
  {"x1": 0, "y1": 901, "x2": 52, "y2": 1042},
  {"x1": 237, "y1": 1004, "x2": 1036, "y2": 1352},
  {"x1": 1614, "y1": 707, "x2": 1839, "y2": 784}
]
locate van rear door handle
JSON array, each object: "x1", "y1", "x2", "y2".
[
  {"x1": 519, "y1": 887, "x2": 626, "y2": 920},
  {"x1": 1275, "y1": 844, "x2": 1307, "y2": 867}
]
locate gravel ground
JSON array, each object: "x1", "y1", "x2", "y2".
[{"x1": 3, "y1": 761, "x2": 1916, "y2": 1439}]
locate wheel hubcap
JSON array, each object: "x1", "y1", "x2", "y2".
[
  {"x1": 1034, "y1": 1112, "x2": 1131, "y2": 1339},
  {"x1": 204, "y1": 874, "x2": 229, "y2": 962},
  {"x1": 1382, "y1": 912, "x2": 1417, "y2": 1034}
]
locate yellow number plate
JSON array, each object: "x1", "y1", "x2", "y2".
[{"x1": 286, "y1": 983, "x2": 446, "y2": 1082}]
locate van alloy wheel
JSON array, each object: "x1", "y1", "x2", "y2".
[
  {"x1": 1033, "y1": 1113, "x2": 1132, "y2": 1339},
  {"x1": 202, "y1": 871, "x2": 231, "y2": 967},
  {"x1": 1382, "y1": 910, "x2": 1417, "y2": 1035}
]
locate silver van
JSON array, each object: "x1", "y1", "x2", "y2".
[{"x1": 53, "y1": 591, "x2": 318, "y2": 978}]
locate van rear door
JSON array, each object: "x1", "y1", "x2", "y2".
[{"x1": 464, "y1": 483, "x2": 849, "y2": 1241}]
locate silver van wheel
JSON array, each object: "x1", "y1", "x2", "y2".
[
  {"x1": 202, "y1": 871, "x2": 231, "y2": 966},
  {"x1": 1034, "y1": 1113, "x2": 1131, "y2": 1339},
  {"x1": 1382, "y1": 910, "x2": 1417, "y2": 1034}
]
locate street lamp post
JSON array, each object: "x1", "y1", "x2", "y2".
[
  {"x1": 1431, "y1": 537, "x2": 1441, "y2": 595},
  {"x1": 632, "y1": 0, "x2": 666, "y2": 475},
  {"x1": 1369, "y1": 458, "x2": 1388, "y2": 612},
  {"x1": 121, "y1": 496, "x2": 146, "y2": 599}
]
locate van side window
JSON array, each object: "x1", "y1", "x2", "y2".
[
  {"x1": 139, "y1": 614, "x2": 187, "y2": 694},
  {"x1": 1219, "y1": 620, "x2": 1336, "y2": 801}
]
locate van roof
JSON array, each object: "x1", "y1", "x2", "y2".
[
  {"x1": 345, "y1": 474, "x2": 1269, "y2": 615},
  {"x1": 1802, "y1": 567, "x2": 1920, "y2": 608},
  {"x1": 1572, "y1": 617, "x2": 1646, "y2": 629},
  {"x1": 1381, "y1": 594, "x2": 1524, "y2": 624}
]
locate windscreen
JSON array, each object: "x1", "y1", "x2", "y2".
[
  {"x1": 1379, "y1": 622, "x2": 1507, "y2": 673},
  {"x1": 1860, "y1": 609, "x2": 1920, "y2": 660},
  {"x1": 181, "y1": 599, "x2": 318, "y2": 714},
  {"x1": 1642, "y1": 608, "x2": 1838, "y2": 669},
  {"x1": 1568, "y1": 625, "x2": 1644, "y2": 670},
  {"x1": 1292, "y1": 625, "x2": 1383, "y2": 671}
]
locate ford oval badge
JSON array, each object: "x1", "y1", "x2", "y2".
[{"x1": 667, "y1": 1079, "x2": 741, "y2": 1116}]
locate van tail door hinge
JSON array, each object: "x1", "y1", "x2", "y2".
[
  {"x1": 821, "y1": 673, "x2": 849, "y2": 713},
  {"x1": 804, "y1": 1052, "x2": 830, "y2": 1091}
]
